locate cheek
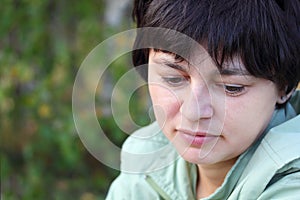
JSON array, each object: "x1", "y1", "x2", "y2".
[
  {"x1": 224, "y1": 94, "x2": 276, "y2": 140},
  {"x1": 149, "y1": 85, "x2": 181, "y2": 126}
]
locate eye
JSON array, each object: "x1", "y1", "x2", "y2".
[
  {"x1": 162, "y1": 76, "x2": 188, "y2": 87},
  {"x1": 224, "y1": 84, "x2": 245, "y2": 96}
]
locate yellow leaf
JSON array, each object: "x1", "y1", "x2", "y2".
[{"x1": 38, "y1": 104, "x2": 51, "y2": 118}]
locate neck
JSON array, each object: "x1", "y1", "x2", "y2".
[{"x1": 196, "y1": 158, "x2": 237, "y2": 198}]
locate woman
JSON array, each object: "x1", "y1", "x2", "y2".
[{"x1": 106, "y1": 0, "x2": 300, "y2": 199}]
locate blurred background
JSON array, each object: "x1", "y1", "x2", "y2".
[
  {"x1": 2, "y1": 1, "x2": 300, "y2": 200},
  {"x1": 1, "y1": 0, "x2": 152, "y2": 199}
]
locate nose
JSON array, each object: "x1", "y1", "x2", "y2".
[{"x1": 180, "y1": 84, "x2": 213, "y2": 121}]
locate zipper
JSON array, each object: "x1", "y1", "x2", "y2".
[{"x1": 145, "y1": 175, "x2": 172, "y2": 200}]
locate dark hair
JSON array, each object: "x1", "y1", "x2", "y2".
[{"x1": 132, "y1": 0, "x2": 300, "y2": 94}]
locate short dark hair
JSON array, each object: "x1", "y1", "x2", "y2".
[{"x1": 132, "y1": 0, "x2": 300, "y2": 94}]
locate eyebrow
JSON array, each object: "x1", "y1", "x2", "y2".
[
  {"x1": 218, "y1": 68, "x2": 251, "y2": 76},
  {"x1": 164, "y1": 63, "x2": 250, "y2": 76},
  {"x1": 157, "y1": 58, "x2": 251, "y2": 76},
  {"x1": 162, "y1": 61, "x2": 188, "y2": 72}
]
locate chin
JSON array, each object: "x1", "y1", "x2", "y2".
[{"x1": 177, "y1": 146, "x2": 215, "y2": 164}]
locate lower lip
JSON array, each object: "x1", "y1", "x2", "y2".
[{"x1": 179, "y1": 132, "x2": 217, "y2": 147}]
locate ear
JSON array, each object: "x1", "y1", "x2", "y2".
[{"x1": 276, "y1": 88, "x2": 295, "y2": 104}]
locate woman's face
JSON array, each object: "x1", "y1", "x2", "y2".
[{"x1": 148, "y1": 49, "x2": 282, "y2": 165}]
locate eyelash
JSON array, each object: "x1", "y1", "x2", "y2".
[
  {"x1": 223, "y1": 84, "x2": 245, "y2": 96},
  {"x1": 162, "y1": 76, "x2": 188, "y2": 87}
]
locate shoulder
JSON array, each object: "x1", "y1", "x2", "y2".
[
  {"x1": 257, "y1": 167, "x2": 300, "y2": 199},
  {"x1": 261, "y1": 114, "x2": 300, "y2": 166},
  {"x1": 232, "y1": 115, "x2": 300, "y2": 199},
  {"x1": 255, "y1": 115, "x2": 300, "y2": 176},
  {"x1": 120, "y1": 122, "x2": 178, "y2": 173},
  {"x1": 106, "y1": 122, "x2": 168, "y2": 199},
  {"x1": 122, "y1": 121, "x2": 169, "y2": 154},
  {"x1": 257, "y1": 115, "x2": 300, "y2": 198},
  {"x1": 106, "y1": 173, "x2": 160, "y2": 200}
]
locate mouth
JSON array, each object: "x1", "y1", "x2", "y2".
[{"x1": 176, "y1": 129, "x2": 219, "y2": 147}]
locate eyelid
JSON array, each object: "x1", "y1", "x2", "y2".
[
  {"x1": 224, "y1": 83, "x2": 244, "y2": 87},
  {"x1": 223, "y1": 83, "x2": 246, "y2": 96},
  {"x1": 162, "y1": 76, "x2": 189, "y2": 87}
]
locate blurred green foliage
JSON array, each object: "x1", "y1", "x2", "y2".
[{"x1": 0, "y1": 0, "x2": 148, "y2": 199}]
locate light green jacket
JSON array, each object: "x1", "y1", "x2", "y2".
[{"x1": 106, "y1": 91, "x2": 300, "y2": 200}]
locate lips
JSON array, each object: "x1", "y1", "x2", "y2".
[{"x1": 176, "y1": 129, "x2": 218, "y2": 146}]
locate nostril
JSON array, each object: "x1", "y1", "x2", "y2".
[{"x1": 179, "y1": 100, "x2": 213, "y2": 121}]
